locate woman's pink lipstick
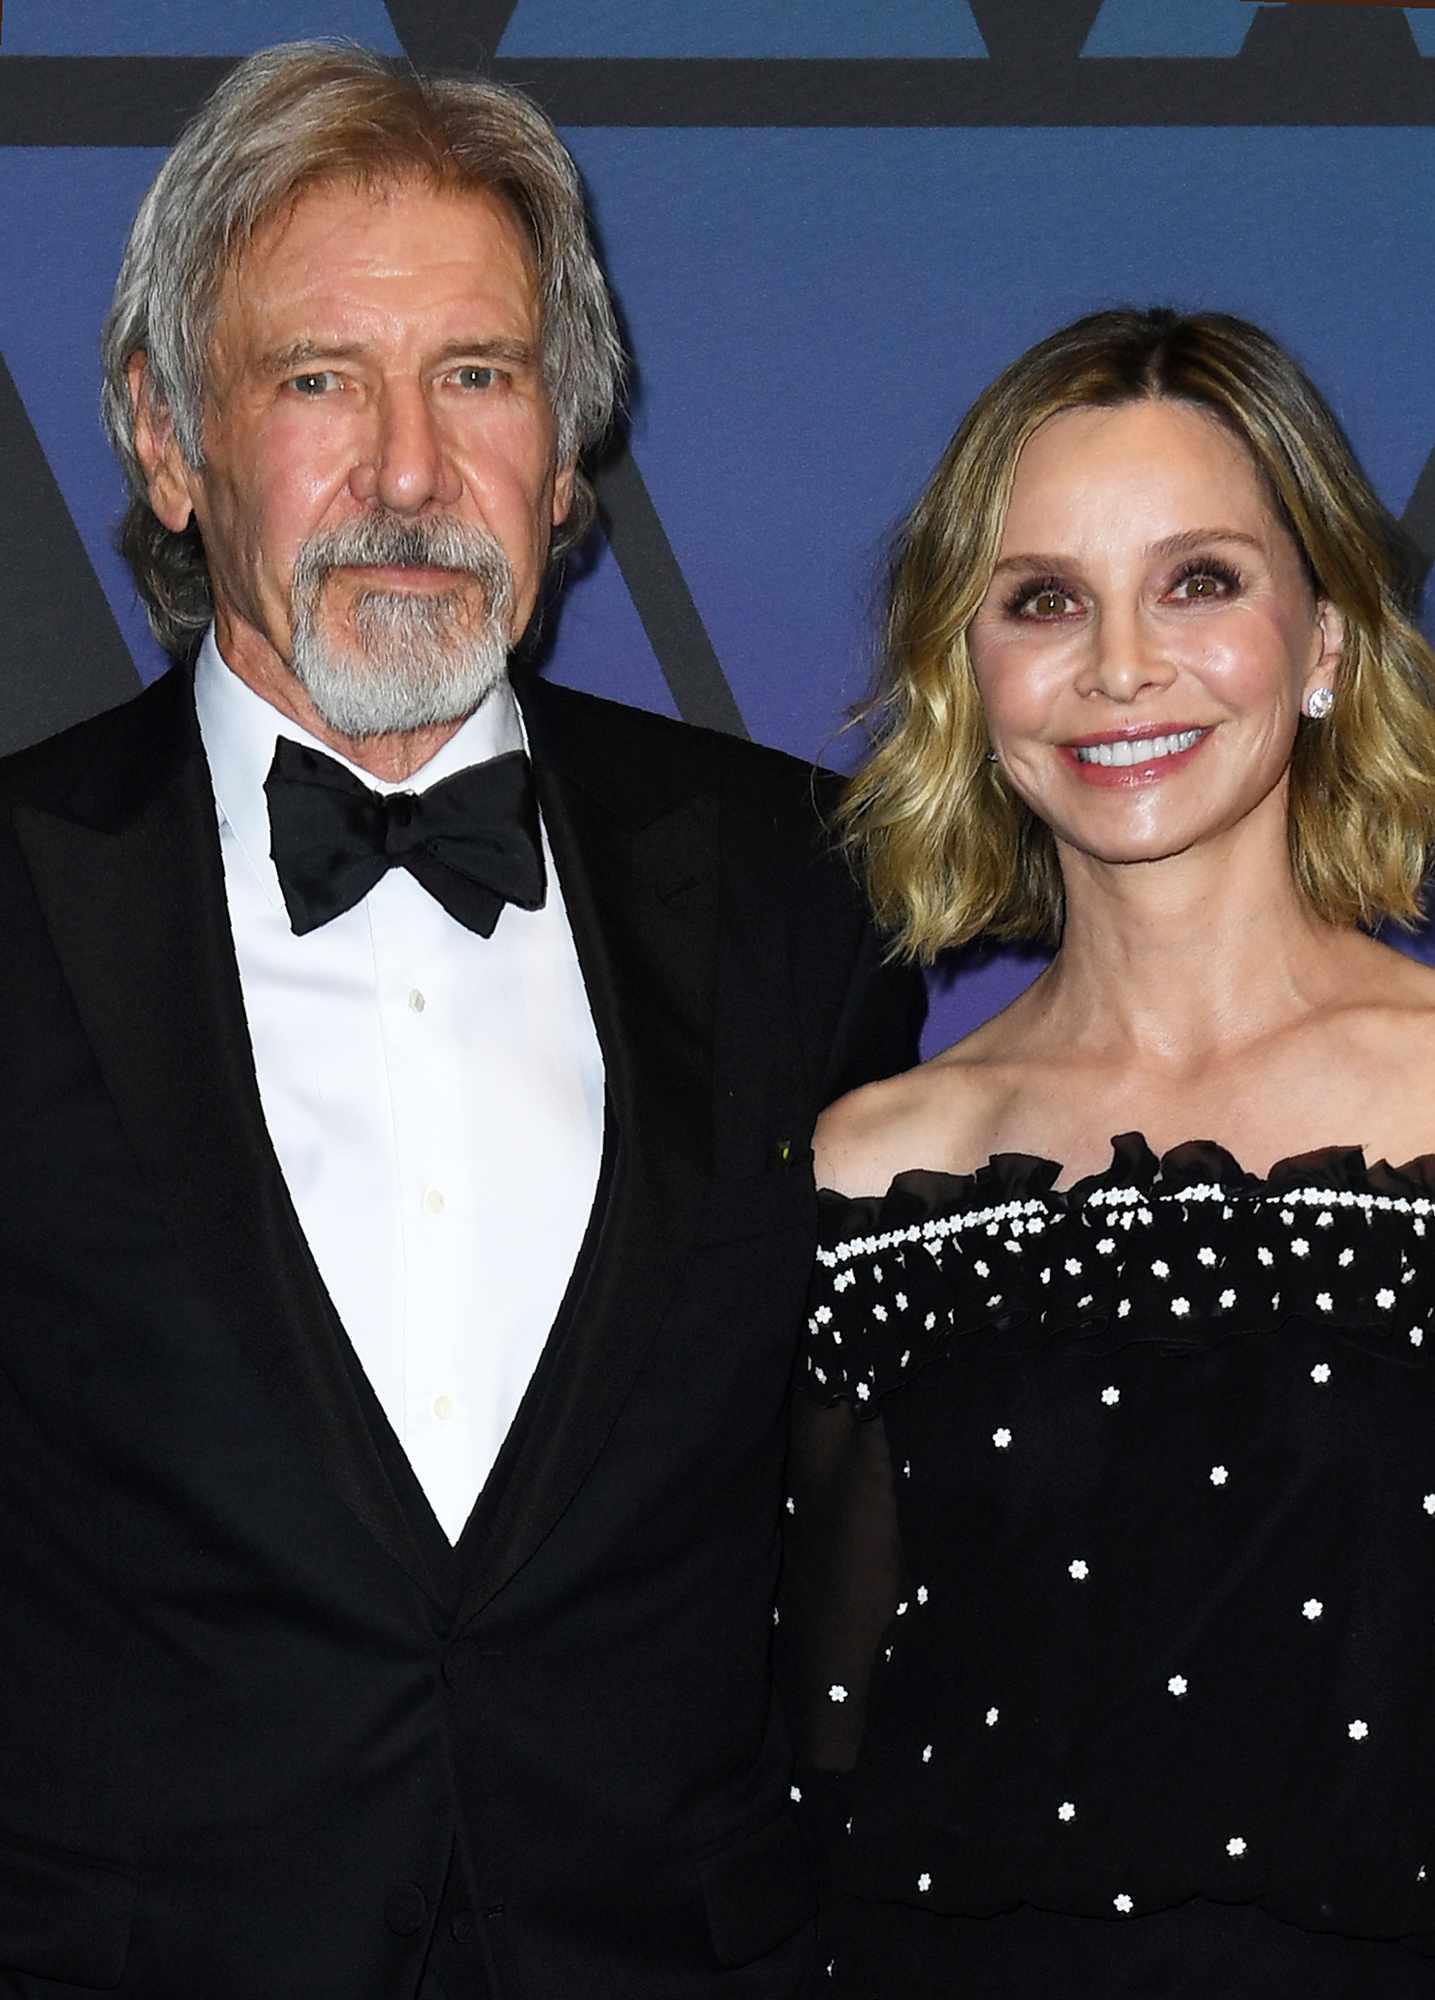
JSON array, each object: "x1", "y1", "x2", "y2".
[{"x1": 1058, "y1": 724, "x2": 1213, "y2": 789}]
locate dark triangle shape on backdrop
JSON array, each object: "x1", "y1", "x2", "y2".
[
  {"x1": 381, "y1": 0, "x2": 521, "y2": 67},
  {"x1": 0, "y1": 350, "x2": 139, "y2": 756}
]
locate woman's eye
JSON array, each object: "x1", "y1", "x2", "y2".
[
  {"x1": 1169, "y1": 562, "x2": 1240, "y2": 601},
  {"x1": 1031, "y1": 589, "x2": 1069, "y2": 616},
  {"x1": 1014, "y1": 584, "x2": 1078, "y2": 619}
]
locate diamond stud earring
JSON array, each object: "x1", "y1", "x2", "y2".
[{"x1": 1303, "y1": 686, "x2": 1334, "y2": 721}]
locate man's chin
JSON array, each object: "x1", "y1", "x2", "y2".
[{"x1": 290, "y1": 632, "x2": 509, "y2": 742}]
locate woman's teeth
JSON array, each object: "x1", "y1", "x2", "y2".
[{"x1": 1073, "y1": 729, "x2": 1204, "y2": 768}]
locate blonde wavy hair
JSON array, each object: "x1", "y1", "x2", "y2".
[{"x1": 841, "y1": 307, "x2": 1435, "y2": 962}]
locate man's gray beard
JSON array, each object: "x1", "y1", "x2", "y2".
[{"x1": 288, "y1": 515, "x2": 516, "y2": 740}]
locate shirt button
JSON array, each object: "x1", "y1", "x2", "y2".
[
  {"x1": 408, "y1": 988, "x2": 426, "y2": 1013},
  {"x1": 384, "y1": 1883, "x2": 428, "y2": 1936},
  {"x1": 433, "y1": 1392, "x2": 454, "y2": 1421},
  {"x1": 424, "y1": 1188, "x2": 445, "y2": 1216}
]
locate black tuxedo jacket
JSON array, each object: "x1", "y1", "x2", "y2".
[{"x1": 0, "y1": 665, "x2": 921, "y2": 2000}]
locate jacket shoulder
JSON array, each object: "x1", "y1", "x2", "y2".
[
  {"x1": 0, "y1": 668, "x2": 194, "y2": 819},
  {"x1": 518, "y1": 672, "x2": 846, "y2": 829}
]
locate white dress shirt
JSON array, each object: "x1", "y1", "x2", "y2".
[{"x1": 195, "y1": 633, "x2": 605, "y2": 1543}]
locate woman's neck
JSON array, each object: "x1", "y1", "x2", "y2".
[{"x1": 1025, "y1": 824, "x2": 1352, "y2": 1072}]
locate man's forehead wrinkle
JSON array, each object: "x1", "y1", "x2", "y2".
[{"x1": 230, "y1": 176, "x2": 540, "y2": 282}]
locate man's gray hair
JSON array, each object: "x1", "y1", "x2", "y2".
[{"x1": 100, "y1": 39, "x2": 625, "y2": 658}]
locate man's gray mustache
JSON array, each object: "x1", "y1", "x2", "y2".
[{"x1": 291, "y1": 518, "x2": 515, "y2": 616}]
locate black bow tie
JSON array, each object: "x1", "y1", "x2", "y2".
[{"x1": 263, "y1": 736, "x2": 546, "y2": 937}]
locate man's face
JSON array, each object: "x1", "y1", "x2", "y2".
[{"x1": 133, "y1": 177, "x2": 574, "y2": 739}]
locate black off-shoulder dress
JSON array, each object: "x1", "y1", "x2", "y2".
[{"x1": 787, "y1": 1135, "x2": 1435, "y2": 1996}]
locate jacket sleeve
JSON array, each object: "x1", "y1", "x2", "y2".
[{"x1": 818, "y1": 906, "x2": 925, "y2": 1107}]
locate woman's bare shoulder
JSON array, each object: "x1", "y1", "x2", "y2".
[{"x1": 815, "y1": 1034, "x2": 1014, "y2": 1198}]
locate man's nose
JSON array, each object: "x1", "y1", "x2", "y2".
[{"x1": 349, "y1": 384, "x2": 462, "y2": 513}]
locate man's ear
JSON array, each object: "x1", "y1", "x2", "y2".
[
  {"x1": 551, "y1": 453, "x2": 577, "y2": 529},
  {"x1": 126, "y1": 352, "x2": 196, "y2": 534}
]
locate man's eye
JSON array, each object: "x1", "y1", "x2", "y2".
[
  {"x1": 454, "y1": 365, "x2": 499, "y2": 390},
  {"x1": 287, "y1": 371, "x2": 340, "y2": 396}
]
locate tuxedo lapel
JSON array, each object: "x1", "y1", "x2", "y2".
[
  {"x1": 454, "y1": 673, "x2": 721, "y2": 1619},
  {"x1": 12, "y1": 671, "x2": 444, "y2": 1605}
]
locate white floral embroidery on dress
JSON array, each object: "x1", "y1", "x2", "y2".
[
  {"x1": 1168, "y1": 1675, "x2": 1188, "y2": 1697},
  {"x1": 1348, "y1": 1719, "x2": 1369, "y2": 1740},
  {"x1": 1425, "y1": 1495, "x2": 1435, "y2": 1517},
  {"x1": 993, "y1": 1427, "x2": 1012, "y2": 1449},
  {"x1": 1377, "y1": 1288, "x2": 1396, "y2": 1309},
  {"x1": 1101, "y1": 1386, "x2": 1120, "y2": 1406},
  {"x1": 1114, "y1": 1894, "x2": 1133, "y2": 1914},
  {"x1": 1303, "y1": 1599, "x2": 1323, "y2": 1620},
  {"x1": 917, "y1": 1873, "x2": 931, "y2": 1893},
  {"x1": 1311, "y1": 1363, "x2": 1331, "y2": 1384},
  {"x1": 828, "y1": 1684, "x2": 848, "y2": 1703},
  {"x1": 1227, "y1": 1836, "x2": 1247, "y2": 1857},
  {"x1": 985, "y1": 1707, "x2": 999, "y2": 1727},
  {"x1": 1058, "y1": 1801, "x2": 1076, "y2": 1821},
  {"x1": 1210, "y1": 1465, "x2": 1229, "y2": 1486},
  {"x1": 1069, "y1": 1559, "x2": 1090, "y2": 1580}
]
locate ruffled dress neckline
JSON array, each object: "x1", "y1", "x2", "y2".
[
  {"x1": 808, "y1": 1131, "x2": 1435, "y2": 1406},
  {"x1": 821, "y1": 1129, "x2": 1435, "y2": 1215}
]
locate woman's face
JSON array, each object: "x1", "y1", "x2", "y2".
[{"x1": 967, "y1": 397, "x2": 1342, "y2": 874}]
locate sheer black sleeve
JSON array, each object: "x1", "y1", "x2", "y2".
[{"x1": 780, "y1": 1386, "x2": 904, "y2": 1775}]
